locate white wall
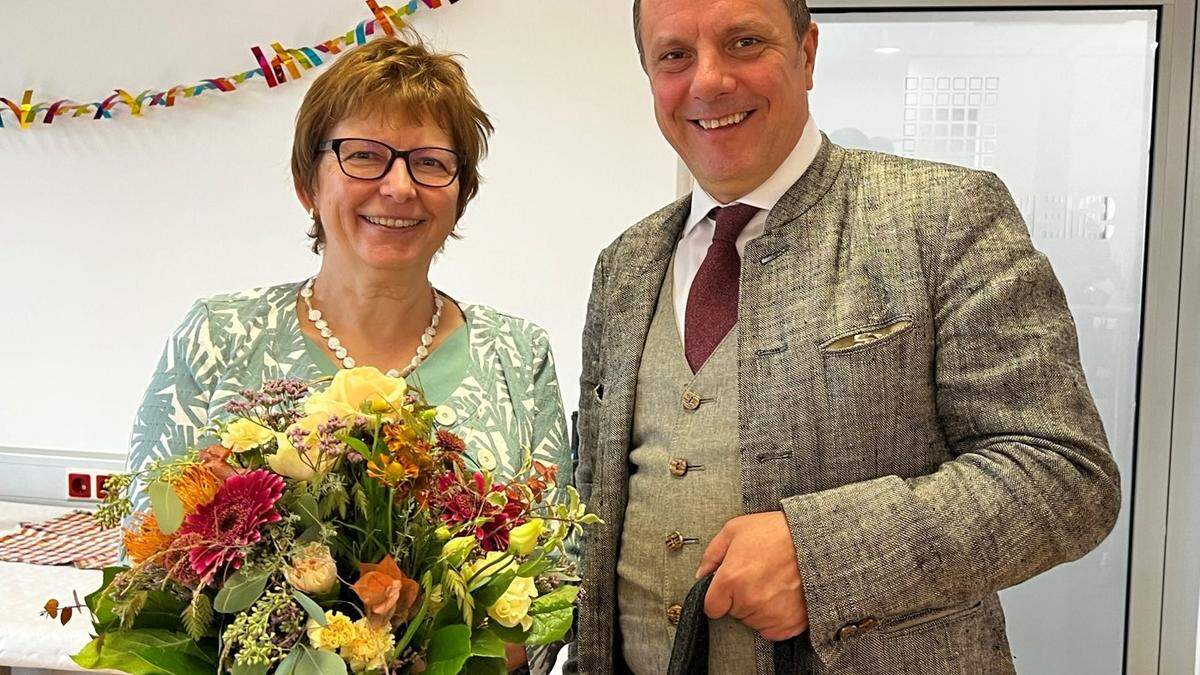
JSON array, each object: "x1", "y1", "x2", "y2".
[{"x1": 0, "y1": 1, "x2": 677, "y2": 482}]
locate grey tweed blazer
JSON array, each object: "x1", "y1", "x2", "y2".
[{"x1": 571, "y1": 137, "x2": 1121, "y2": 674}]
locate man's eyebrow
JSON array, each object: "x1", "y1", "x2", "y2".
[{"x1": 720, "y1": 20, "x2": 776, "y2": 38}]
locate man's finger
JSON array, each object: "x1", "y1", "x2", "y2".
[
  {"x1": 703, "y1": 571, "x2": 734, "y2": 619},
  {"x1": 696, "y1": 523, "x2": 734, "y2": 579}
]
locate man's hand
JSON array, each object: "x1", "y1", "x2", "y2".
[{"x1": 696, "y1": 511, "x2": 809, "y2": 641}]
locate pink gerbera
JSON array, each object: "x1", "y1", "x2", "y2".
[{"x1": 176, "y1": 469, "x2": 285, "y2": 583}]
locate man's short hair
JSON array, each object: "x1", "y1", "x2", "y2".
[{"x1": 632, "y1": 0, "x2": 812, "y2": 63}]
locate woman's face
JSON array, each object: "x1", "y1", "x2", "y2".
[{"x1": 301, "y1": 113, "x2": 461, "y2": 274}]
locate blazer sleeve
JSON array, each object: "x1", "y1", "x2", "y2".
[
  {"x1": 780, "y1": 170, "x2": 1122, "y2": 665},
  {"x1": 128, "y1": 300, "x2": 222, "y2": 478}
]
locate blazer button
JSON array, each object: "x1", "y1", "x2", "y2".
[
  {"x1": 667, "y1": 603, "x2": 683, "y2": 625},
  {"x1": 668, "y1": 458, "x2": 689, "y2": 477},
  {"x1": 665, "y1": 531, "x2": 685, "y2": 552},
  {"x1": 682, "y1": 391, "x2": 702, "y2": 411}
]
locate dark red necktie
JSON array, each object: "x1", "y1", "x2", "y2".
[{"x1": 684, "y1": 203, "x2": 759, "y2": 373}]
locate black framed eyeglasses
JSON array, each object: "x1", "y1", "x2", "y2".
[{"x1": 316, "y1": 138, "x2": 463, "y2": 187}]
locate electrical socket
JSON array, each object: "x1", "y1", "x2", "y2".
[{"x1": 65, "y1": 469, "x2": 112, "y2": 501}]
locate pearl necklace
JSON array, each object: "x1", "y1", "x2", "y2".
[{"x1": 300, "y1": 277, "x2": 443, "y2": 378}]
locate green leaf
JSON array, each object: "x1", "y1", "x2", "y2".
[
  {"x1": 275, "y1": 648, "x2": 301, "y2": 675},
  {"x1": 293, "y1": 494, "x2": 321, "y2": 530},
  {"x1": 213, "y1": 568, "x2": 270, "y2": 613},
  {"x1": 472, "y1": 570, "x2": 516, "y2": 610},
  {"x1": 342, "y1": 436, "x2": 371, "y2": 458},
  {"x1": 460, "y1": 656, "x2": 507, "y2": 675},
  {"x1": 515, "y1": 549, "x2": 545, "y2": 576},
  {"x1": 424, "y1": 624, "x2": 472, "y2": 675},
  {"x1": 526, "y1": 607, "x2": 574, "y2": 646},
  {"x1": 395, "y1": 574, "x2": 432, "y2": 654},
  {"x1": 229, "y1": 663, "x2": 269, "y2": 675},
  {"x1": 530, "y1": 585, "x2": 579, "y2": 614},
  {"x1": 149, "y1": 481, "x2": 184, "y2": 534},
  {"x1": 87, "y1": 568, "x2": 187, "y2": 633},
  {"x1": 291, "y1": 645, "x2": 347, "y2": 675},
  {"x1": 297, "y1": 524, "x2": 323, "y2": 543},
  {"x1": 487, "y1": 621, "x2": 530, "y2": 645},
  {"x1": 292, "y1": 590, "x2": 328, "y2": 626},
  {"x1": 470, "y1": 627, "x2": 506, "y2": 659},
  {"x1": 71, "y1": 629, "x2": 213, "y2": 675}
]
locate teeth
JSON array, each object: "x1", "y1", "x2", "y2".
[
  {"x1": 697, "y1": 111, "x2": 749, "y2": 130},
  {"x1": 364, "y1": 215, "x2": 420, "y2": 229}
]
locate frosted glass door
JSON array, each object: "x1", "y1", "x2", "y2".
[{"x1": 809, "y1": 11, "x2": 1156, "y2": 674}]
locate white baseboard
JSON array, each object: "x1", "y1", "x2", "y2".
[{"x1": 0, "y1": 446, "x2": 126, "y2": 506}]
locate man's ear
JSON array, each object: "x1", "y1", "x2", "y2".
[{"x1": 802, "y1": 22, "x2": 819, "y2": 90}]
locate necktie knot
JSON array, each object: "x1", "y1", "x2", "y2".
[{"x1": 708, "y1": 203, "x2": 759, "y2": 243}]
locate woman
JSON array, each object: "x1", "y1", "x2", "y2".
[{"x1": 128, "y1": 36, "x2": 568, "y2": 673}]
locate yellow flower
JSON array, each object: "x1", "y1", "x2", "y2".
[
  {"x1": 508, "y1": 519, "x2": 544, "y2": 556},
  {"x1": 306, "y1": 367, "x2": 407, "y2": 419},
  {"x1": 307, "y1": 611, "x2": 356, "y2": 650},
  {"x1": 220, "y1": 418, "x2": 275, "y2": 453},
  {"x1": 284, "y1": 542, "x2": 339, "y2": 596},
  {"x1": 267, "y1": 413, "x2": 331, "y2": 481},
  {"x1": 487, "y1": 576, "x2": 539, "y2": 632},
  {"x1": 342, "y1": 618, "x2": 395, "y2": 673}
]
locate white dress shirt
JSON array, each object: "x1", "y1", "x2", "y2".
[{"x1": 673, "y1": 115, "x2": 823, "y2": 341}]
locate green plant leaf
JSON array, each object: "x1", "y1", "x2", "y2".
[
  {"x1": 487, "y1": 621, "x2": 530, "y2": 645},
  {"x1": 275, "y1": 648, "x2": 301, "y2": 675},
  {"x1": 213, "y1": 568, "x2": 270, "y2": 613},
  {"x1": 229, "y1": 663, "x2": 269, "y2": 675},
  {"x1": 149, "y1": 481, "x2": 184, "y2": 534},
  {"x1": 470, "y1": 627, "x2": 506, "y2": 659},
  {"x1": 71, "y1": 629, "x2": 213, "y2": 674},
  {"x1": 529, "y1": 585, "x2": 578, "y2": 614},
  {"x1": 87, "y1": 568, "x2": 187, "y2": 633},
  {"x1": 424, "y1": 624, "x2": 472, "y2": 675},
  {"x1": 291, "y1": 645, "x2": 347, "y2": 675},
  {"x1": 293, "y1": 494, "x2": 321, "y2": 530},
  {"x1": 526, "y1": 606, "x2": 574, "y2": 646},
  {"x1": 472, "y1": 570, "x2": 516, "y2": 610},
  {"x1": 514, "y1": 549, "x2": 545, "y2": 577},
  {"x1": 292, "y1": 590, "x2": 327, "y2": 626},
  {"x1": 460, "y1": 656, "x2": 507, "y2": 675}
]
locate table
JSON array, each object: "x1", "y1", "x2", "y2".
[{"x1": 0, "y1": 502, "x2": 107, "y2": 675}]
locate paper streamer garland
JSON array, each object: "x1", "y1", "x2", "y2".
[{"x1": 0, "y1": 0, "x2": 459, "y2": 130}]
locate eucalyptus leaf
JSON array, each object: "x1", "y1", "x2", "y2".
[
  {"x1": 292, "y1": 645, "x2": 347, "y2": 675},
  {"x1": 293, "y1": 494, "x2": 321, "y2": 530},
  {"x1": 213, "y1": 568, "x2": 270, "y2": 613},
  {"x1": 229, "y1": 663, "x2": 269, "y2": 675},
  {"x1": 149, "y1": 481, "x2": 184, "y2": 534},
  {"x1": 291, "y1": 591, "x2": 328, "y2": 626}
]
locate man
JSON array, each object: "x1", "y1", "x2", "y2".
[{"x1": 570, "y1": 0, "x2": 1122, "y2": 673}]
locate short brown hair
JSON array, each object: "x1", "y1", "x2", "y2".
[
  {"x1": 632, "y1": 0, "x2": 812, "y2": 63},
  {"x1": 291, "y1": 35, "x2": 493, "y2": 252}
]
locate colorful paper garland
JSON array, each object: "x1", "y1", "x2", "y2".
[{"x1": 0, "y1": 0, "x2": 460, "y2": 130}]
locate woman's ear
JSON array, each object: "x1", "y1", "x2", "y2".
[{"x1": 294, "y1": 175, "x2": 315, "y2": 214}]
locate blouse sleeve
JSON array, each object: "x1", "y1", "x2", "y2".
[{"x1": 128, "y1": 300, "x2": 222, "y2": 476}]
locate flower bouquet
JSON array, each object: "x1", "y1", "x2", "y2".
[{"x1": 46, "y1": 367, "x2": 597, "y2": 674}]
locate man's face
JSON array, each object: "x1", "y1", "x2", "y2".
[{"x1": 639, "y1": 0, "x2": 818, "y2": 203}]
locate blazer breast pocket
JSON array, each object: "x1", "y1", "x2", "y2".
[{"x1": 817, "y1": 315, "x2": 930, "y2": 481}]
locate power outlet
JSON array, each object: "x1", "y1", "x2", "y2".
[
  {"x1": 66, "y1": 469, "x2": 101, "y2": 500},
  {"x1": 96, "y1": 474, "x2": 114, "y2": 499}
]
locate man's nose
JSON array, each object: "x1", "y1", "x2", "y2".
[{"x1": 690, "y1": 50, "x2": 735, "y2": 101}]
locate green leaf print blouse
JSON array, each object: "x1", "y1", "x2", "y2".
[{"x1": 128, "y1": 281, "x2": 572, "y2": 495}]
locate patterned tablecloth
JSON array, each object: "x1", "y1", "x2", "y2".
[{"x1": 0, "y1": 502, "x2": 111, "y2": 673}]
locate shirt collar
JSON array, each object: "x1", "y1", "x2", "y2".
[{"x1": 684, "y1": 115, "x2": 822, "y2": 235}]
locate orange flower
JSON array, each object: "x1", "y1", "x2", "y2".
[
  {"x1": 172, "y1": 464, "x2": 223, "y2": 513},
  {"x1": 351, "y1": 554, "x2": 421, "y2": 628},
  {"x1": 123, "y1": 513, "x2": 175, "y2": 564}
]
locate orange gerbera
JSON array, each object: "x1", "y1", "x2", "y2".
[
  {"x1": 123, "y1": 513, "x2": 175, "y2": 564},
  {"x1": 172, "y1": 465, "x2": 223, "y2": 513}
]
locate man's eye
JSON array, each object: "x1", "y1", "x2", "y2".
[
  {"x1": 660, "y1": 50, "x2": 687, "y2": 61},
  {"x1": 735, "y1": 37, "x2": 762, "y2": 49}
]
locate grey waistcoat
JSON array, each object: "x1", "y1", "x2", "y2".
[{"x1": 617, "y1": 261, "x2": 757, "y2": 674}]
